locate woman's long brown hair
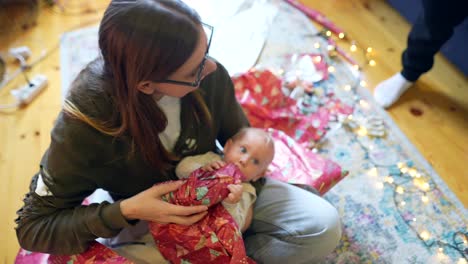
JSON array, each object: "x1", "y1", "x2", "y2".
[{"x1": 63, "y1": 0, "x2": 211, "y2": 170}]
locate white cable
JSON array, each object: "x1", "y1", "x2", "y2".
[
  {"x1": 0, "y1": 46, "x2": 54, "y2": 91},
  {"x1": 0, "y1": 100, "x2": 20, "y2": 110},
  {"x1": 0, "y1": 68, "x2": 22, "y2": 91}
]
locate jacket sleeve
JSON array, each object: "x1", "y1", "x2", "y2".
[
  {"x1": 15, "y1": 113, "x2": 133, "y2": 255},
  {"x1": 215, "y1": 63, "x2": 250, "y2": 145}
]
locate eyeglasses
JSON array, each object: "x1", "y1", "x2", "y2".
[{"x1": 156, "y1": 23, "x2": 213, "y2": 87}]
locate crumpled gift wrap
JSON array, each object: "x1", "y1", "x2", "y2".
[
  {"x1": 149, "y1": 163, "x2": 255, "y2": 264},
  {"x1": 232, "y1": 68, "x2": 353, "y2": 148},
  {"x1": 267, "y1": 128, "x2": 348, "y2": 195},
  {"x1": 46, "y1": 243, "x2": 133, "y2": 264}
]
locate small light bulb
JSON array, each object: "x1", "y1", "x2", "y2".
[
  {"x1": 366, "y1": 47, "x2": 373, "y2": 53},
  {"x1": 413, "y1": 178, "x2": 422, "y2": 187},
  {"x1": 314, "y1": 56, "x2": 322, "y2": 63},
  {"x1": 421, "y1": 196, "x2": 429, "y2": 203},
  {"x1": 350, "y1": 44, "x2": 357, "y2": 52},
  {"x1": 385, "y1": 177, "x2": 394, "y2": 184},
  {"x1": 314, "y1": 43, "x2": 321, "y2": 49},
  {"x1": 368, "y1": 168, "x2": 378, "y2": 177},
  {"x1": 360, "y1": 80, "x2": 367, "y2": 87},
  {"x1": 422, "y1": 182, "x2": 430, "y2": 191},
  {"x1": 369, "y1": 60, "x2": 376, "y2": 66},
  {"x1": 438, "y1": 247, "x2": 443, "y2": 253},
  {"x1": 338, "y1": 32, "x2": 345, "y2": 39},
  {"x1": 397, "y1": 162, "x2": 404, "y2": 168},
  {"x1": 376, "y1": 182, "x2": 384, "y2": 189},
  {"x1": 326, "y1": 31, "x2": 332, "y2": 37},
  {"x1": 409, "y1": 168, "x2": 418, "y2": 177},
  {"x1": 367, "y1": 167, "x2": 379, "y2": 177},
  {"x1": 344, "y1": 84, "x2": 352, "y2": 91},
  {"x1": 413, "y1": 218, "x2": 417, "y2": 222},
  {"x1": 359, "y1": 99, "x2": 369, "y2": 109},
  {"x1": 357, "y1": 126, "x2": 368, "y2": 136},
  {"x1": 420, "y1": 230, "x2": 430, "y2": 240},
  {"x1": 401, "y1": 167, "x2": 409, "y2": 174},
  {"x1": 327, "y1": 45, "x2": 334, "y2": 51},
  {"x1": 400, "y1": 201, "x2": 406, "y2": 206},
  {"x1": 328, "y1": 66, "x2": 335, "y2": 73},
  {"x1": 396, "y1": 186, "x2": 404, "y2": 194}
]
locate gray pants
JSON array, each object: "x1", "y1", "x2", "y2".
[
  {"x1": 245, "y1": 178, "x2": 342, "y2": 263},
  {"x1": 101, "y1": 178, "x2": 342, "y2": 263}
]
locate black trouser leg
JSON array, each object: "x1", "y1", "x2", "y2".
[{"x1": 401, "y1": 0, "x2": 468, "y2": 82}]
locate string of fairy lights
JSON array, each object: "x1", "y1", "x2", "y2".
[{"x1": 295, "y1": 16, "x2": 467, "y2": 262}]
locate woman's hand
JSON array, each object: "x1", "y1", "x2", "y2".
[
  {"x1": 201, "y1": 160, "x2": 226, "y2": 171},
  {"x1": 223, "y1": 184, "x2": 243, "y2": 204},
  {"x1": 120, "y1": 181, "x2": 208, "y2": 225}
]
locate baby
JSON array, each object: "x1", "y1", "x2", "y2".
[{"x1": 175, "y1": 127, "x2": 275, "y2": 232}]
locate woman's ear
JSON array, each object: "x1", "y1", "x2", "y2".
[{"x1": 137, "y1": 81, "x2": 156, "y2": 95}]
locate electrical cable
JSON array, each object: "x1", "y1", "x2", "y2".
[{"x1": 0, "y1": 101, "x2": 20, "y2": 110}]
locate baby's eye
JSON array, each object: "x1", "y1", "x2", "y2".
[
  {"x1": 240, "y1": 146, "x2": 247, "y2": 153},
  {"x1": 252, "y1": 159, "x2": 259, "y2": 165}
]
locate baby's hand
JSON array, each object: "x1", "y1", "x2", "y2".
[
  {"x1": 223, "y1": 184, "x2": 243, "y2": 204},
  {"x1": 201, "y1": 160, "x2": 226, "y2": 171}
]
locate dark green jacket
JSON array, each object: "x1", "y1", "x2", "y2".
[{"x1": 15, "y1": 59, "x2": 249, "y2": 255}]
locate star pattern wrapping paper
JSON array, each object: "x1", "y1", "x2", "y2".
[
  {"x1": 46, "y1": 243, "x2": 133, "y2": 264},
  {"x1": 149, "y1": 163, "x2": 255, "y2": 264}
]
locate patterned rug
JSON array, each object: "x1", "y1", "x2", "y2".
[{"x1": 59, "y1": 2, "x2": 467, "y2": 263}]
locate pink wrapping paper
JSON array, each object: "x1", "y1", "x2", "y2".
[{"x1": 267, "y1": 128, "x2": 347, "y2": 195}]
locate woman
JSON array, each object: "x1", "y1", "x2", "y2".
[{"x1": 15, "y1": 0, "x2": 342, "y2": 263}]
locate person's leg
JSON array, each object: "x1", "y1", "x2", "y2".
[
  {"x1": 402, "y1": 0, "x2": 467, "y2": 81},
  {"x1": 245, "y1": 178, "x2": 342, "y2": 264},
  {"x1": 374, "y1": 0, "x2": 467, "y2": 108},
  {"x1": 98, "y1": 221, "x2": 168, "y2": 263}
]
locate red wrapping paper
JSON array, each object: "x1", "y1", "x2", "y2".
[
  {"x1": 149, "y1": 164, "x2": 255, "y2": 264},
  {"x1": 232, "y1": 68, "x2": 353, "y2": 147}
]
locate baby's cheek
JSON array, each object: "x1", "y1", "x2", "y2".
[{"x1": 243, "y1": 171, "x2": 255, "y2": 181}]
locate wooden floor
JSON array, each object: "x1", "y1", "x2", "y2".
[{"x1": 0, "y1": 0, "x2": 466, "y2": 263}]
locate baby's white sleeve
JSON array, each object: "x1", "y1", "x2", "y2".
[
  {"x1": 223, "y1": 183, "x2": 257, "y2": 230},
  {"x1": 175, "y1": 151, "x2": 222, "y2": 179}
]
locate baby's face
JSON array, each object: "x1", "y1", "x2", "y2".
[{"x1": 223, "y1": 130, "x2": 274, "y2": 182}]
